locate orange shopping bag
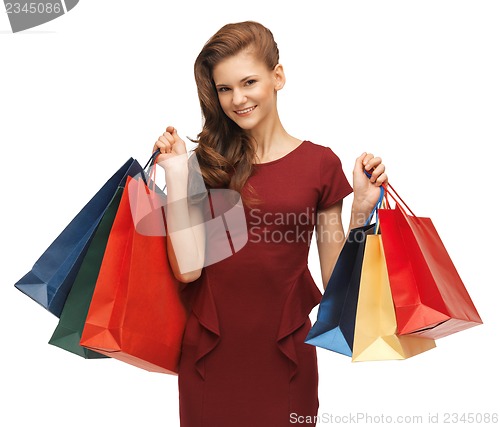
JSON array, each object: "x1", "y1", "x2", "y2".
[{"x1": 80, "y1": 172, "x2": 189, "y2": 374}]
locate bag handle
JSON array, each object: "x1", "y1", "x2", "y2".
[
  {"x1": 384, "y1": 182, "x2": 417, "y2": 217},
  {"x1": 362, "y1": 171, "x2": 386, "y2": 234},
  {"x1": 143, "y1": 149, "x2": 161, "y2": 171},
  {"x1": 362, "y1": 170, "x2": 417, "y2": 230},
  {"x1": 142, "y1": 149, "x2": 163, "y2": 195}
]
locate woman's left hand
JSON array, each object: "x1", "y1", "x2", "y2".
[{"x1": 352, "y1": 152, "x2": 388, "y2": 215}]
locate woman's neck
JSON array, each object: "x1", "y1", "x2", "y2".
[{"x1": 248, "y1": 121, "x2": 302, "y2": 164}]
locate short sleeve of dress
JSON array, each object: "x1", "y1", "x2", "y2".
[{"x1": 317, "y1": 147, "x2": 353, "y2": 211}]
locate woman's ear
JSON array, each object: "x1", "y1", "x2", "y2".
[{"x1": 273, "y1": 64, "x2": 286, "y2": 91}]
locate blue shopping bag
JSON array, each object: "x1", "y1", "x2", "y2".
[
  {"x1": 15, "y1": 158, "x2": 143, "y2": 317},
  {"x1": 305, "y1": 224, "x2": 374, "y2": 356}
]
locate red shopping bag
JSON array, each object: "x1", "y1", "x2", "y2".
[
  {"x1": 378, "y1": 184, "x2": 482, "y2": 339},
  {"x1": 80, "y1": 174, "x2": 189, "y2": 374}
]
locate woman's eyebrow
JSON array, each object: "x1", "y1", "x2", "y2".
[{"x1": 215, "y1": 75, "x2": 259, "y2": 87}]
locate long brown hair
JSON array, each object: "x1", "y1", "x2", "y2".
[{"x1": 191, "y1": 21, "x2": 280, "y2": 205}]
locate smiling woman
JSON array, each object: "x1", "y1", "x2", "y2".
[
  {"x1": 190, "y1": 21, "x2": 292, "y2": 200},
  {"x1": 151, "y1": 20, "x2": 388, "y2": 427},
  {"x1": 213, "y1": 52, "x2": 285, "y2": 134}
]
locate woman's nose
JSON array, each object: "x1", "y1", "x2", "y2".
[{"x1": 232, "y1": 89, "x2": 247, "y2": 107}]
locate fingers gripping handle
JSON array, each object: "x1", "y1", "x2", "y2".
[{"x1": 363, "y1": 170, "x2": 385, "y2": 229}]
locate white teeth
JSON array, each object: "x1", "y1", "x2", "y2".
[{"x1": 236, "y1": 106, "x2": 256, "y2": 114}]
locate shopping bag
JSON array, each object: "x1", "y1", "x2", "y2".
[
  {"x1": 352, "y1": 234, "x2": 436, "y2": 361},
  {"x1": 48, "y1": 187, "x2": 124, "y2": 359},
  {"x1": 14, "y1": 158, "x2": 143, "y2": 317},
  {"x1": 378, "y1": 185, "x2": 482, "y2": 339},
  {"x1": 305, "y1": 224, "x2": 375, "y2": 356},
  {"x1": 80, "y1": 174, "x2": 188, "y2": 374}
]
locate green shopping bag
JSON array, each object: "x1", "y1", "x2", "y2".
[{"x1": 48, "y1": 187, "x2": 124, "y2": 358}]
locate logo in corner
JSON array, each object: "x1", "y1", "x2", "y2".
[{"x1": 4, "y1": 1, "x2": 79, "y2": 33}]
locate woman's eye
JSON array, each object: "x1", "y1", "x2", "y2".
[
  {"x1": 245, "y1": 79, "x2": 257, "y2": 86},
  {"x1": 218, "y1": 87, "x2": 230, "y2": 93}
]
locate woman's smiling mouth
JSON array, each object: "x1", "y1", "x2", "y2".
[{"x1": 234, "y1": 105, "x2": 257, "y2": 116}]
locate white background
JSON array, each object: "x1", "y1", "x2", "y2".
[{"x1": 1, "y1": 1, "x2": 499, "y2": 426}]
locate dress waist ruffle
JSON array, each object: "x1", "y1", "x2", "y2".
[
  {"x1": 276, "y1": 267, "x2": 323, "y2": 380},
  {"x1": 190, "y1": 267, "x2": 322, "y2": 381}
]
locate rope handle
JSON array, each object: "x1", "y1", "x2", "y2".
[
  {"x1": 363, "y1": 170, "x2": 385, "y2": 232},
  {"x1": 362, "y1": 170, "x2": 417, "y2": 232},
  {"x1": 141, "y1": 149, "x2": 162, "y2": 197},
  {"x1": 384, "y1": 182, "x2": 417, "y2": 217}
]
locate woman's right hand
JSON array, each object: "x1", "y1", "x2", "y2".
[{"x1": 153, "y1": 126, "x2": 188, "y2": 169}]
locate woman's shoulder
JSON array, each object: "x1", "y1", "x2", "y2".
[{"x1": 302, "y1": 140, "x2": 343, "y2": 164}]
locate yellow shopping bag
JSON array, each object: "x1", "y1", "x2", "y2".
[{"x1": 352, "y1": 235, "x2": 436, "y2": 361}]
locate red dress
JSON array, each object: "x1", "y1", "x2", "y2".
[{"x1": 178, "y1": 141, "x2": 353, "y2": 427}]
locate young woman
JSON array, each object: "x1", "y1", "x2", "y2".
[{"x1": 153, "y1": 21, "x2": 387, "y2": 427}]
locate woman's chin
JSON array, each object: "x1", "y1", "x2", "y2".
[{"x1": 232, "y1": 118, "x2": 258, "y2": 131}]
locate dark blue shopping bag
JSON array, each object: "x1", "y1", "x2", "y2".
[
  {"x1": 15, "y1": 158, "x2": 144, "y2": 317},
  {"x1": 305, "y1": 224, "x2": 374, "y2": 356}
]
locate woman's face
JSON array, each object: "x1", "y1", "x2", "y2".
[{"x1": 212, "y1": 49, "x2": 284, "y2": 132}]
